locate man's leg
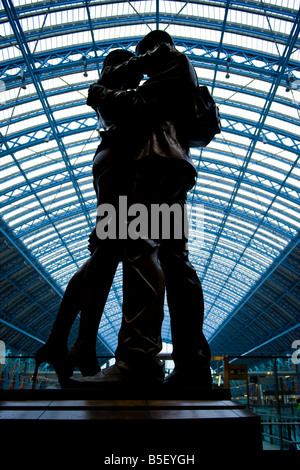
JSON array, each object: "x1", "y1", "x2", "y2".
[
  {"x1": 159, "y1": 238, "x2": 211, "y2": 387},
  {"x1": 114, "y1": 239, "x2": 165, "y2": 383}
]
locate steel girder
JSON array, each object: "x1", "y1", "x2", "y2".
[{"x1": 2, "y1": 39, "x2": 300, "y2": 96}]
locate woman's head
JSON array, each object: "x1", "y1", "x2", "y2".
[
  {"x1": 101, "y1": 49, "x2": 142, "y2": 89},
  {"x1": 102, "y1": 49, "x2": 135, "y2": 69}
]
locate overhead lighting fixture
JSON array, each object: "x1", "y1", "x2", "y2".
[
  {"x1": 226, "y1": 57, "x2": 231, "y2": 78},
  {"x1": 18, "y1": 68, "x2": 26, "y2": 89},
  {"x1": 82, "y1": 56, "x2": 88, "y2": 77},
  {"x1": 286, "y1": 72, "x2": 292, "y2": 92},
  {"x1": 225, "y1": 58, "x2": 231, "y2": 79}
]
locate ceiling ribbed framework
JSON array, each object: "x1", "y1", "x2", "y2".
[{"x1": 0, "y1": 0, "x2": 300, "y2": 357}]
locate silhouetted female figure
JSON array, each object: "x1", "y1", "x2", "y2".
[{"x1": 32, "y1": 49, "x2": 161, "y2": 384}]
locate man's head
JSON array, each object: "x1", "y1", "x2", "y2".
[{"x1": 136, "y1": 30, "x2": 174, "y2": 56}]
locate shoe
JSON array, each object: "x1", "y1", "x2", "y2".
[
  {"x1": 68, "y1": 371, "x2": 102, "y2": 383},
  {"x1": 67, "y1": 366, "x2": 130, "y2": 386},
  {"x1": 32, "y1": 343, "x2": 70, "y2": 386},
  {"x1": 78, "y1": 362, "x2": 163, "y2": 385},
  {"x1": 163, "y1": 366, "x2": 212, "y2": 389},
  {"x1": 82, "y1": 364, "x2": 130, "y2": 383}
]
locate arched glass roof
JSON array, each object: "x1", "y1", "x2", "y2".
[{"x1": 0, "y1": 0, "x2": 300, "y2": 356}]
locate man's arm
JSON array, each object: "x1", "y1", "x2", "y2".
[
  {"x1": 87, "y1": 46, "x2": 197, "y2": 125},
  {"x1": 87, "y1": 85, "x2": 152, "y2": 123},
  {"x1": 87, "y1": 72, "x2": 194, "y2": 127},
  {"x1": 98, "y1": 42, "x2": 174, "y2": 89}
]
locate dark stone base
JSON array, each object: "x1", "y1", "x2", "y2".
[{"x1": 0, "y1": 386, "x2": 262, "y2": 458}]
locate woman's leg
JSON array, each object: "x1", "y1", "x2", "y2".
[
  {"x1": 33, "y1": 261, "x2": 88, "y2": 383},
  {"x1": 69, "y1": 242, "x2": 120, "y2": 375},
  {"x1": 46, "y1": 261, "x2": 88, "y2": 349}
]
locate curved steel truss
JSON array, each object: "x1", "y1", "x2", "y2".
[{"x1": 0, "y1": 0, "x2": 300, "y2": 356}]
